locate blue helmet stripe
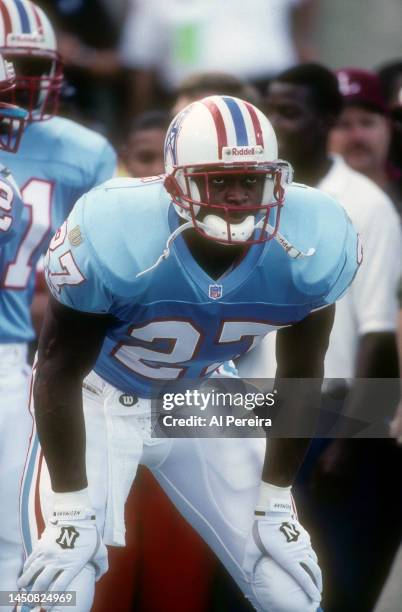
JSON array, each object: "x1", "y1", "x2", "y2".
[
  {"x1": 223, "y1": 96, "x2": 248, "y2": 145},
  {"x1": 14, "y1": 0, "x2": 31, "y2": 33}
]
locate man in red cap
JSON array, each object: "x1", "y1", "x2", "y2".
[{"x1": 330, "y1": 67, "x2": 402, "y2": 217}]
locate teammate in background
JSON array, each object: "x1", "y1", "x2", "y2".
[
  {"x1": 0, "y1": 52, "x2": 27, "y2": 247},
  {"x1": 19, "y1": 95, "x2": 358, "y2": 611},
  {"x1": 0, "y1": 50, "x2": 30, "y2": 604},
  {"x1": 0, "y1": 0, "x2": 116, "y2": 599},
  {"x1": 257, "y1": 63, "x2": 402, "y2": 612}
]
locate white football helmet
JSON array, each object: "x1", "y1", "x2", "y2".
[
  {"x1": 0, "y1": 53, "x2": 27, "y2": 151},
  {"x1": 164, "y1": 95, "x2": 293, "y2": 245},
  {"x1": 0, "y1": 0, "x2": 63, "y2": 121}
]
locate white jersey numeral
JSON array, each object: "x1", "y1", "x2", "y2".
[
  {"x1": 112, "y1": 319, "x2": 277, "y2": 380},
  {"x1": 46, "y1": 222, "x2": 85, "y2": 294},
  {"x1": 218, "y1": 321, "x2": 278, "y2": 352},
  {"x1": 112, "y1": 320, "x2": 202, "y2": 380},
  {"x1": 0, "y1": 178, "x2": 15, "y2": 233},
  {"x1": 2, "y1": 178, "x2": 53, "y2": 289}
]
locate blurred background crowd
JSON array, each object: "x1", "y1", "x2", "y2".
[{"x1": 26, "y1": 1, "x2": 402, "y2": 611}]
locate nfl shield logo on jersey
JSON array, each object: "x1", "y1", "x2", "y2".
[{"x1": 209, "y1": 284, "x2": 223, "y2": 300}]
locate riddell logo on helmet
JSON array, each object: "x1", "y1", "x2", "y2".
[
  {"x1": 232, "y1": 147, "x2": 256, "y2": 155},
  {"x1": 7, "y1": 32, "x2": 45, "y2": 46},
  {"x1": 223, "y1": 146, "x2": 263, "y2": 159}
]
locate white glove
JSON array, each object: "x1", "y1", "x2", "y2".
[
  {"x1": 243, "y1": 483, "x2": 322, "y2": 607},
  {"x1": 18, "y1": 495, "x2": 108, "y2": 596}
]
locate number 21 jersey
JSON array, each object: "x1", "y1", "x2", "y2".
[{"x1": 0, "y1": 116, "x2": 116, "y2": 343}]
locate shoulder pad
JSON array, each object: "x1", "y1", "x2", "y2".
[{"x1": 280, "y1": 184, "x2": 359, "y2": 302}]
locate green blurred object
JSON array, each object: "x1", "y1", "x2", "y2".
[{"x1": 174, "y1": 24, "x2": 199, "y2": 64}]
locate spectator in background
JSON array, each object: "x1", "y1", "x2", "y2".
[
  {"x1": 172, "y1": 71, "x2": 261, "y2": 114},
  {"x1": 38, "y1": 0, "x2": 128, "y2": 144},
  {"x1": 390, "y1": 276, "x2": 402, "y2": 445},
  {"x1": 119, "y1": 110, "x2": 170, "y2": 177},
  {"x1": 377, "y1": 60, "x2": 402, "y2": 110},
  {"x1": 330, "y1": 67, "x2": 402, "y2": 216},
  {"x1": 237, "y1": 63, "x2": 402, "y2": 612},
  {"x1": 377, "y1": 60, "x2": 402, "y2": 177},
  {"x1": 119, "y1": 0, "x2": 318, "y2": 115}
]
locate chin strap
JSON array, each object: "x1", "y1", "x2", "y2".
[
  {"x1": 255, "y1": 219, "x2": 315, "y2": 259},
  {"x1": 136, "y1": 217, "x2": 315, "y2": 278}
]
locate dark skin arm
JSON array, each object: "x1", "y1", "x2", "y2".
[
  {"x1": 33, "y1": 295, "x2": 114, "y2": 492},
  {"x1": 390, "y1": 310, "x2": 402, "y2": 442},
  {"x1": 313, "y1": 331, "x2": 399, "y2": 492},
  {"x1": 342, "y1": 331, "x2": 398, "y2": 424},
  {"x1": 262, "y1": 303, "x2": 335, "y2": 486},
  {"x1": 37, "y1": 296, "x2": 334, "y2": 492}
]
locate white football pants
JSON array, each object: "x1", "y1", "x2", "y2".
[
  {"x1": 0, "y1": 344, "x2": 31, "y2": 608},
  {"x1": 20, "y1": 370, "x2": 315, "y2": 612}
]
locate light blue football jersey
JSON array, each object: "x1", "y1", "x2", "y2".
[
  {"x1": 0, "y1": 116, "x2": 116, "y2": 343},
  {"x1": 0, "y1": 165, "x2": 23, "y2": 248},
  {"x1": 46, "y1": 177, "x2": 360, "y2": 397}
]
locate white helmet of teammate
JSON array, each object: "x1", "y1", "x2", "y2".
[
  {"x1": 164, "y1": 95, "x2": 293, "y2": 245},
  {"x1": 0, "y1": 0, "x2": 63, "y2": 121},
  {"x1": 0, "y1": 52, "x2": 27, "y2": 151}
]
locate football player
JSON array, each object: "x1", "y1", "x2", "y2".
[
  {"x1": 0, "y1": 50, "x2": 27, "y2": 247},
  {"x1": 0, "y1": 0, "x2": 116, "y2": 598},
  {"x1": 19, "y1": 96, "x2": 359, "y2": 611},
  {"x1": 0, "y1": 48, "x2": 27, "y2": 267},
  {"x1": 0, "y1": 50, "x2": 30, "y2": 604}
]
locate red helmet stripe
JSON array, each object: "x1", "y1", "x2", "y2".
[
  {"x1": 0, "y1": 1, "x2": 12, "y2": 39},
  {"x1": 202, "y1": 98, "x2": 227, "y2": 158},
  {"x1": 244, "y1": 101, "x2": 264, "y2": 147},
  {"x1": 34, "y1": 450, "x2": 45, "y2": 537},
  {"x1": 31, "y1": 2, "x2": 43, "y2": 33}
]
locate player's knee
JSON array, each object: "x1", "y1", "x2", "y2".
[{"x1": 251, "y1": 557, "x2": 319, "y2": 612}]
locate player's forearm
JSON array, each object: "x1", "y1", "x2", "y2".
[
  {"x1": 262, "y1": 438, "x2": 311, "y2": 486},
  {"x1": 34, "y1": 363, "x2": 87, "y2": 492},
  {"x1": 355, "y1": 332, "x2": 398, "y2": 378},
  {"x1": 261, "y1": 381, "x2": 322, "y2": 484}
]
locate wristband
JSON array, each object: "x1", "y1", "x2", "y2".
[
  {"x1": 53, "y1": 487, "x2": 91, "y2": 511},
  {"x1": 256, "y1": 481, "x2": 293, "y2": 514}
]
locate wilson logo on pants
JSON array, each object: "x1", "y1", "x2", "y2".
[{"x1": 56, "y1": 526, "x2": 80, "y2": 549}]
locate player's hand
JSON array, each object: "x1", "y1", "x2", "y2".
[
  {"x1": 17, "y1": 507, "x2": 108, "y2": 594},
  {"x1": 243, "y1": 487, "x2": 322, "y2": 605},
  {"x1": 390, "y1": 400, "x2": 402, "y2": 444}
]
